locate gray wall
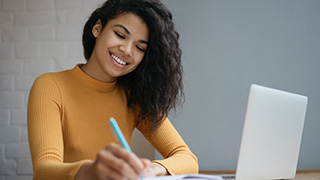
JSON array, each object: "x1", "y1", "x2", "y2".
[{"x1": 160, "y1": 0, "x2": 320, "y2": 170}]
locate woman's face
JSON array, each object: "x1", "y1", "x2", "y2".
[{"x1": 85, "y1": 13, "x2": 149, "y2": 82}]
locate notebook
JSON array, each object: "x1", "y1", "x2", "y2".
[{"x1": 144, "y1": 174, "x2": 222, "y2": 180}]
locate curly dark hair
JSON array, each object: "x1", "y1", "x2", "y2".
[{"x1": 82, "y1": 0, "x2": 184, "y2": 132}]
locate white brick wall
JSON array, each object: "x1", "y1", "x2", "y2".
[
  {"x1": 27, "y1": 0, "x2": 54, "y2": 11},
  {"x1": 2, "y1": 0, "x2": 26, "y2": 12},
  {"x1": 0, "y1": 0, "x2": 105, "y2": 179},
  {"x1": 0, "y1": 45, "x2": 14, "y2": 59}
]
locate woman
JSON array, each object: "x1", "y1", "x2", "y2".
[{"x1": 27, "y1": 0, "x2": 198, "y2": 179}]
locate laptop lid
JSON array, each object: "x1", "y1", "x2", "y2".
[{"x1": 235, "y1": 84, "x2": 308, "y2": 180}]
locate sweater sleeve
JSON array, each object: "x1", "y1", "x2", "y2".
[
  {"x1": 137, "y1": 118, "x2": 199, "y2": 175},
  {"x1": 27, "y1": 74, "x2": 90, "y2": 180}
]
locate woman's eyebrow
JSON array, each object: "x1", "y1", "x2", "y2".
[
  {"x1": 113, "y1": 24, "x2": 149, "y2": 45},
  {"x1": 139, "y1": 40, "x2": 148, "y2": 45},
  {"x1": 113, "y1": 24, "x2": 130, "y2": 35}
]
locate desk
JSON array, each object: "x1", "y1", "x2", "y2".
[{"x1": 199, "y1": 170, "x2": 320, "y2": 180}]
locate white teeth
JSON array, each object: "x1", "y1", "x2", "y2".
[{"x1": 111, "y1": 54, "x2": 126, "y2": 65}]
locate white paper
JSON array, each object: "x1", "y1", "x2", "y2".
[{"x1": 143, "y1": 174, "x2": 223, "y2": 180}]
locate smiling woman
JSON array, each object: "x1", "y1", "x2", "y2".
[
  {"x1": 81, "y1": 13, "x2": 149, "y2": 83},
  {"x1": 27, "y1": 0, "x2": 198, "y2": 180}
]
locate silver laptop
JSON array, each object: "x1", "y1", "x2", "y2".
[{"x1": 224, "y1": 84, "x2": 308, "y2": 180}]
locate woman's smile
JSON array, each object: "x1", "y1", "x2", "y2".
[{"x1": 110, "y1": 53, "x2": 128, "y2": 66}]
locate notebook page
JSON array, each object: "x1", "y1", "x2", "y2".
[{"x1": 144, "y1": 174, "x2": 223, "y2": 180}]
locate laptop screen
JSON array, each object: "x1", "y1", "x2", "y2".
[{"x1": 236, "y1": 84, "x2": 308, "y2": 180}]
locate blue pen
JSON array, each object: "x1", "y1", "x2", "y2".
[
  {"x1": 109, "y1": 117, "x2": 144, "y2": 180},
  {"x1": 109, "y1": 117, "x2": 132, "y2": 152}
]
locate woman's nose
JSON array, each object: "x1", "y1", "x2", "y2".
[{"x1": 119, "y1": 43, "x2": 133, "y2": 57}]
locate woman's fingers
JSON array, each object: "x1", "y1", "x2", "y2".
[
  {"x1": 142, "y1": 162, "x2": 168, "y2": 177},
  {"x1": 106, "y1": 143, "x2": 145, "y2": 176},
  {"x1": 93, "y1": 161, "x2": 124, "y2": 180},
  {"x1": 77, "y1": 143, "x2": 148, "y2": 180},
  {"x1": 95, "y1": 147, "x2": 140, "y2": 180},
  {"x1": 140, "y1": 158, "x2": 151, "y2": 168}
]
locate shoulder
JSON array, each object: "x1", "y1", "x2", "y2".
[
  {"x1": 31, "y1": 73, "x2": 57, "y2": 91},
  {"x1": 31, "y1": 69, "x2": 71, "y2": 89},
  {"x1": 34, "y1": 72, "x2": 55, "y2": 83},
  {"x1": 30, "y1": 69, "x2": 71, "y2": 98},
  {"x1": 32, "y1": 73, "x2": 55, "y2": 88},
  {"x1": 29, "y1": 75, "x2": 56, "y2": 102}
]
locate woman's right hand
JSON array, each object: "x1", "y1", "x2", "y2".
[{"x1": 75, "y1": 143, "x2": 150, "y2": 180}]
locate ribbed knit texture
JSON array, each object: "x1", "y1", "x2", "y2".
[{"x1": 27, "y1": 64, "x2": 198, "y2": 180}]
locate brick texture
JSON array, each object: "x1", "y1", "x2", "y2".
[
  {"x1": 0, "y1": 44, "x2": 14, "y2": 59},
  {"x1": 0, "y1": 159, "x2": 16, "y2": 176},
  {"x1": 27, "y1": 0, "x2": 54, "y2": 11},
  {"x1": 0, "y1": 0, "x2": 103, "y2": 178},
  {"x1": 1, "y1": 28, "x2": 28, "y2": 43},
  {"x1": 2, "y1": 0, "x2": 26, "y2": 12},
  {"x1": 15, "y1": 11, "x2": 55, "y2": 26},
  {"x1": 0, "y1": 110, "x2": 10, "y2": 126},
  {"x1": 0, "y1": 127, "x2": 21, "y2": 143},
  {"x1": 0, "y1": 76, "x2": 14, "y2": 91}
]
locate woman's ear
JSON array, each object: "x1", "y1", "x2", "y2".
[{"x1": 92, "y1": 19, "x2": 102, "y2": 38}]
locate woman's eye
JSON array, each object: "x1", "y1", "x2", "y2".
[
  {"x1": 115, "y1": 32, "x2": 125, "y2": 39},
  {"x1": 136, "y1": 45, "x2": 146, "y2": 52}
]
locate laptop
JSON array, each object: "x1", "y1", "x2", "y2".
[{"x1": 223, "y1": 84, "x2": 308, "y2": 180}]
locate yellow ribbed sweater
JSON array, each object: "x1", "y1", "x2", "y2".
[{"x1": 27, "y1": 64, "x2": 198, "y2": 180}]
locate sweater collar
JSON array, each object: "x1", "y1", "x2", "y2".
[{"x1": 70, "y1": 64, "x2": 117, "y2": 93}]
